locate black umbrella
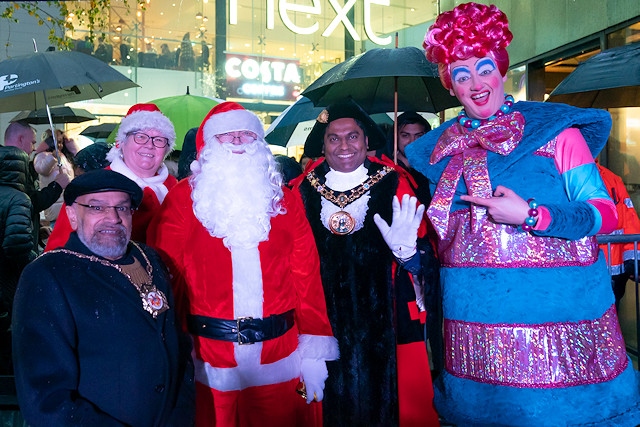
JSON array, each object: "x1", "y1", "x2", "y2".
[
  {"x1": 264, "y1": 96, "x2": 395, "y2": 147},
  {"x1": 10, "y1": 106, "x2": 97, "y2": 124},
  {"x1": 0, "y1": 50, "x2": 137, "y2": 164},
  {"x1": 301, "y1": 47, "x2": 459, "y2": 114},
  {"x1": 80, "y1": 123, "x2": 118, "y2": 140},
  {"x1": 547, "y1": 42, "x2": 640, "y2": 108},
  {"x1": 301, "y1": 47, "x2": 459, "y2": 162},
  {"x1": 0, "y1": 50, "x2": 138, "y2": 113}
]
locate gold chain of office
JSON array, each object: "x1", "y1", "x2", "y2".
[
  {"x1": 306, "y1": 166, "x2": 393, "y2": 235},
  {"x1": 48, "y1": 241, "x2": 169, "y2": 318},
  {"x1": 306, "y1": 165, "x2": 393, "y2": 209}
]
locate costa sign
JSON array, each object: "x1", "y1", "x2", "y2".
[
  {"x1": 225, "y1": 55, "x2": 301, "y2": 101},
  {"x1": 229, "y1": 0, "x2": 392, "y2": 46}
]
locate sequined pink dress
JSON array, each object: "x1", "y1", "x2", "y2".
[{"x1": 406, "y1": 101, "x2": 640, "y2": 426}]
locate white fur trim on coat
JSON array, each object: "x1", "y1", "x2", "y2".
[
  {"x1": 194, "y1": 345, "x2": 301, "y2": 391},
  {"x1": 109, "y1": 155, "x2": 170, "y2": 203},
  {"x1": 194, "y1": 334, "x2": 339, "y2": 391},
  {"x1": 298, "y1": 334, "x2": 340, "y2": 361},
  {"x1": 230, "y1": 245, "x2": 263, "y2": 318},
  {"x1": 202, "y1": 109, "x2": 265, "y2": 141}
]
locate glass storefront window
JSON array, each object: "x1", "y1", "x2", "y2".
[
  {"x1": 609, "y1": 108, "x2": 640, "y2": 184},
  {"x1": 62, "y1": 0, "x2": 437, "y2": 156},
  {"x1": 506, "y1": 65, "x2": 526, "y2": 103},
  {"x1": 606, "y1": 23, "x2": 640, "y2": 209},
  {"x1": 66, "y1": 0, "x2": 436, "y2": 101}
]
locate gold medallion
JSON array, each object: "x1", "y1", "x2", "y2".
[
  {"x1": 49, "y1": 243, "x2": 170, "y2": 319},
  {"x1": 306, "y1": 165, "x2": 393, "y2": 236},
  {"x1": 329, "y1": 211, "x2": 356, "y2": 235},
  {"x1": 142, "y1": 287, "x2": 169, "y2": 318}
]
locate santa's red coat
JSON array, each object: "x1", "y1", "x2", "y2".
[{"x1": 147, "y1": 179, "x2": 336, "y2": 391}]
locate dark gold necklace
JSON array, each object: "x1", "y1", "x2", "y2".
[
  {"x1": 50, "y1": 242, "x2": 169, "y2": 318},
  {"x1": 306, "y1": 165, "x2": 392, "y2": 235}
]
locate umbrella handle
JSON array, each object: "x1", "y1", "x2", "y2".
[
  {"x1": 42, "y1": 95, "x2": 62, "y2": 168},
  {"x1": 393, "y1": 76, "x2": 398, "y2": 165}
]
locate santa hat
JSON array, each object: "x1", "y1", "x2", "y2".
[
  {"x1": 195, "y1": 102, "x2": 265, "y2": 157},
  {"x1": 109, "y1": 103, "x2": 176, "y2": 162}
]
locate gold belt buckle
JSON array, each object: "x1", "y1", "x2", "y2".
[{"x1": 236, "y1": 316, "x2": 254, "y2": 345}]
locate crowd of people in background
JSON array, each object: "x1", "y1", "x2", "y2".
[
  {"x1": 3, "y1": 2, "x2": 640, "y2": 426},
  {"x1": 75, "y1": 32, "x2": 211, "y2": 71}
]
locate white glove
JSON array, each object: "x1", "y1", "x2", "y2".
[
  {"x1": 300, "y1": 358, "x2": 328, "y2": 404},
  {"x1": 373, "y1": 194, "x2": 425, "y2": 260}
]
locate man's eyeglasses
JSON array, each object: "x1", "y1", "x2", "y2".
[
  {"x1": 76, "y1": 203, "x2": 134, "y2": 215},
  {"x1": 128, "y1": 132, "x2": 169, "y2": 148},
  {"x1": 215, "y1": 131, "x2": 257, "y2": 144}
]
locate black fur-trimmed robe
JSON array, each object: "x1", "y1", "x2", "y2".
[{"x1": 295, "y1": 158, "x2": 427, "y2": 426}]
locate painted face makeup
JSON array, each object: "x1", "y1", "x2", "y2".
[{"x1": 449, "y1": 55, "x2": 507, "y2": 120}]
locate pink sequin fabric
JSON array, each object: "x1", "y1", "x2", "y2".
[
  {"x1": 428, "y1": 112, "x2": 526, "y2": 240},
  {"x1": 534, "y1": 137, "x2": 558, "y2": 158},
  {"x1": 438, "y1": 210, "x2": 599, "y2": 268},
  {"x1": 445, "y1": 305, "x2": 628, "y2": 388}
]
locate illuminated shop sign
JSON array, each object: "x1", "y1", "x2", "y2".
[
  {"x1": 225, "y1": 54, "x2": 301, "y2": 101},
  {"x1": 229, "y1": 0, "x2": 391, "y2": 46}
]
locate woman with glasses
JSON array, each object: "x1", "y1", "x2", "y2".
[{"x1": 45, "y1": 103, "x2": 178, "y2": 250}]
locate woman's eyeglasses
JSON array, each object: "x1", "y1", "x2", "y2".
[{"x1": 128, "y1": 132, "x2": 169, "y2": 148}]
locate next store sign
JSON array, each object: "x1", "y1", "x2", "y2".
[{"x1": 229, "y1": 0, "x2": 392, "y2": 46}]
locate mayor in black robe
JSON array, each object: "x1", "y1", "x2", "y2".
[{"x1": 291, "y1": 99, "x2": 439, "y2": 426}]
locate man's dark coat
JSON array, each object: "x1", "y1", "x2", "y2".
[{"x1": 12, "y1": 233, "x2": 195, "y2": 426}]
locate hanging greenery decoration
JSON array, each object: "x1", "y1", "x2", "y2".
[{"x1": 1, "y1": 1, "x2": 144, "y2": 51}]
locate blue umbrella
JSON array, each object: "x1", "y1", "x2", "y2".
[{"x1": 0, "y1": 50, "x2": 137, "y2": 113}]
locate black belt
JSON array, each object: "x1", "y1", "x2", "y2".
[{"x1": 187, "y1": 309, "x2": 295, "y2": 345}]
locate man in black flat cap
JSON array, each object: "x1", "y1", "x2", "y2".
[
  {"x1": 290, "y1": 98, "x2": 440, "y2": 426},
  {"x1": 12, "y1": 169, "x2": 195, "y2": 427}
]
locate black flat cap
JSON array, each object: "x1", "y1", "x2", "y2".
[
  {"x1": 64, "y1": 169, "x2": 143, "y2": 208},
  {"x1": 304, "y1": 98, "x2": 387, "y2": 157}
]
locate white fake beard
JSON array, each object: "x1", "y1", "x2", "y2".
[{"x1": 191, "y1": 139, "x2": 284, "y2": 249}]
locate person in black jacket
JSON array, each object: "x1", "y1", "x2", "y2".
[
  {"x1": 0, "y1": 145, "x2": 37, "y2": 374},
  {"x1": 389, "y1": 112, "x2": 443, "y2": 376},
  {"x1": 4, "y1": 121, "x2": 70, "y2": 249},
  {"x1": 274, "y1": 154, "x2": 303, "y2": 188},
  {"x1": 12, "y1": 169, "x2": 195, "y2": 426},
  {"x1": 177, "y1": 127, "x2": 198, "y2": 180}
]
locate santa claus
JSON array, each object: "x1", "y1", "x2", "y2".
[{"x1": 147, "y1": 102, "x2": 338, "y2": 427}]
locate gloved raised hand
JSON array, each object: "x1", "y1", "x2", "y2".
[
  {"x1": 300, "y1": 358, "x2": 328, "y2": 404},
  {"x1": 374, "y1": 194, "x2": 425, "y2": 260}
]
